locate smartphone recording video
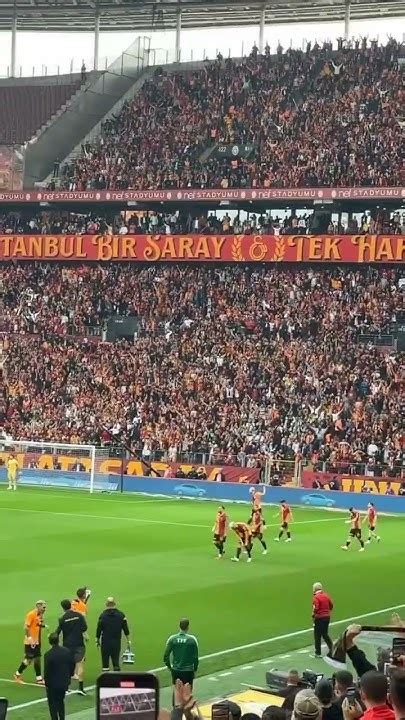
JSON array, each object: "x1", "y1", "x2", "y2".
[
  {"x1": 346, "y1": 688, "x2": 357, "y2": 707},
  {"x1": 392, "y1": 638, "x2": 405, "y2": 664},
  {"x1": 97, "y1": 673, "x2": 159, "y2": 720}
]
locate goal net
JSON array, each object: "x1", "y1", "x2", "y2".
[{"x1": 0, "y1": 440, "x2": 119, "y2": 493}]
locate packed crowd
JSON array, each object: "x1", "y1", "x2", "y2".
[
  {"x1": 1, "y1": 266, "x2": 402, "y2": 476},
  {"x1": 61, "y1": 38, "x2": 403, "y2": 191},
  {"x1": 187, "y1": 620, "x2": 405, "y2": 720},
  {"x1": 1, "y1": 209, "x2": 404, "y2": 237}
]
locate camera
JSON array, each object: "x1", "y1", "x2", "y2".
[{"x1": 302, "y1": 671, "x2": 324, "y2": 689}]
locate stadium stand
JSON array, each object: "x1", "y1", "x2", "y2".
[
  {"x1": 61, "y1": 38, "x2": 403, "y2": 191},
  {"x1": 0, "y1": 209, "x2": 404, "y2": 235},
  {"x1": 0, "y1": 77, "x2": 83, "y2": 144},
  {"x1": 1, "y1": 265, "x2": 402, "y2": 477}
]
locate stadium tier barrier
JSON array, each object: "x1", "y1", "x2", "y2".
[
  {"x1": 0, "y1": 233, "x2": 404, "y2": 263},
  {"x1": 1, "y1": 469, "x2": 404, "y2": 511}
]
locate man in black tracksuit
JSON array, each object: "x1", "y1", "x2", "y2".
[
  {"x1": 96, "y1": 597, "x2": 131, "y2": 671},
  {"x1": 56, "y1": 599, "x2": 88, "y2": 696}
]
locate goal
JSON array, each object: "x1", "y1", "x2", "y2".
[{"x1": 0, "y1": 440, "x2": 119, "y2": 493}]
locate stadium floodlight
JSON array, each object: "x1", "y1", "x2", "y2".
[{"x1": 0, "y1": 440, "x2": 118, "y2": 493}]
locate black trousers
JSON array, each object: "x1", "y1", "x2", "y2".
[
  {"x1": 314, "y1": 616, "x2": 333, "y2": 656},
  {"x1": 46, "y1": 687, "x2": 66, "y2": 720},
  {"x1": 101, "y1": 641, "x2": 121, "y2": 671}
]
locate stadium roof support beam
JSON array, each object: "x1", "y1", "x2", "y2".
[
  {"x1": 259, "y1": 4, "x2": 265, "y2": 53},
  {"x1": 344, "y1": 0, "x2": 350, "y2": 39},
  {"x1": 175, "y1": 7, "x2": 181, "y2": 61},
  {"x1": 93, "y1": 7, "x2": 100, "y2": 69},
  {"x1": 10, "y1": 9, "x2": 17, "y2": 77}
]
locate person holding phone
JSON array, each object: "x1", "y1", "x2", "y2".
[
  {"x1": 163, "y1": 618, "x2": 199, "y2": 693},
  {"x1": 342, "y1": 671, "x2": 394, "y2": 720}
]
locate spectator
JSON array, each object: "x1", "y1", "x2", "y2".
[
  {"x1": 342, "y1": 671, "x2": 395, "y2": 720},
  {"x1": 59, "y1": 39, "x2": 403, "y2": 192},
  {"x1": 333, "y1": 670, "x2": 356, "y2": 706},
  {"x1": 263, "y1": 707, "x2": 287, "y2": 720},
  {"x1": 292, "y1": 689, "x2": 323, "y2": 720},
  {"x1": 390, "y1": 669, "x2": 405, "y2": 720},
  {"x1": 279, "y1": 669, "x2": 302, "y2": 712},
  {"x1": 315, "y1": 679, "x2": 343, "y2": 720},
  {"x1": 212, "y1": 700, "x2": 242, "y2": 720},
  {"x1": 1, "y1": 265, "x2": 402, "y2": 476}
]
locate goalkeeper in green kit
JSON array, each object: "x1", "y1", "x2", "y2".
[{"x1": 163, "y1": 618, "x2": 199, "y2": 697}]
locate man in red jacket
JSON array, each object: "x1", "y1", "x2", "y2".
[{"x1": 312, "y1": 582, "x2": 334, "y2": 658}]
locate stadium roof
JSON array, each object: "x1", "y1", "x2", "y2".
[{"x1": 0, "y1": 0, "x2": 404, "y2": 33}]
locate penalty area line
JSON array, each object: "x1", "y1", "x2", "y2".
[{"x1": 8, "y1": 602, "x2": 405, "y2": 713}]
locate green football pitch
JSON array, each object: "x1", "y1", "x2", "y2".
[{"x1": 0, "y1": 487, "x2": 404, "y2": 720}]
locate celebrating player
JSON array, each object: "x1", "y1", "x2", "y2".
[
  {"x1": 212, "y1": 506, "x2": 228, "y2": 559},
  {"x1": 14, "y1": 600, "x2": 47, "y2": 684},
  {"x1": 363, "y1": 502, "x2": 381, "y2": 544},
  {"x1": 248, "y1": 485, "x2": 266, "y2": 524},
  {"x1": 251, "y1": 509, "x2": 268, "y2": 555},
  {"x1": 72, "y1": 587, "x2": 91, "y2": 615},
  {"x1": 7, "y1": 453, "x2": 19, "y2": 491},
  {"x1": 230, "y1": 522, "x2": 253, "y2": 563},
  {"x1": 275, "y1": 500, "x2": 293, "y2": 542},
  {"x1": 341, "y1": 507, "x2": 365, "y2": 552}
]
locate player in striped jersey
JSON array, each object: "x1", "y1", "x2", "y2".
[
  {"x1": 363, "y1": 502, "x2": 381, "y2": 544},
  {"x1": 342, "y1": 507, "x2": 365, "y2": 552}
]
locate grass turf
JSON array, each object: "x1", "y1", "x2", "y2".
[{"x1": 0, "y1": 487, "x2": 404, "y2": 720}]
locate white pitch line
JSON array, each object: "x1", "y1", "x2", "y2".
[
  {"x1": 297, "y1": 649, "x2": 309, "y2": 654},
  {"x1": 0, "y1": 505, "x2": 345, "y2": 531},
  {"x1": 7, "y1": 604, "x2": 405, "y2": 711},
  {"x1": 218, "y1": 672, "x2": 233, "y2": 677},
  {"x1": 280, "y1": 654, "x2": 291, "y2": 659},
  {"x1": 0, "y1": 677, "x2": 43, "y2": 689},
  {"x1": 241, "y1": 665, "x2": 253, "y2": 670}
]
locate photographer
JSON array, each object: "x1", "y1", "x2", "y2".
[
  {"x1": 278, "y1": 670, "x2": 301, "y2": 712},
  {"x1": 342, "y1": 671, "x2": 394, "y2": 720}
]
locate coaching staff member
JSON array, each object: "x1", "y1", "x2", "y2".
[
  {"x1": 163, "y1": 618, "x2": 199, "y2": 691},
  {"x1": 56, "y1": 599, "x2": 88, "y2": 696},
  {"x1": 96, "y1": 597, "x2": 131, "y2": 671},
  {"x1": 312, "y1": 582, "x2": 333, "y2": 658},
  {"x1": 44, "y1": 633, "x2": 72, "y2": 720}
]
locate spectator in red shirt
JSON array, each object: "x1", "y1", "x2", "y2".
[
  {"x1": 312, "y1": 582, "x2": 334, "y2": 659},
  {"x1": 342, "y1": 671, "x2": 394, "y2": 720}
]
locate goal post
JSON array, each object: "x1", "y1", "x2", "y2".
[{"x1": 0, "y1": 440, "x2": 119, "y2": 493}]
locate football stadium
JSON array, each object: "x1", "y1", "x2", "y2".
[{"x1": 0, "y1": 0, "x2": 404, "y2": 718}]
